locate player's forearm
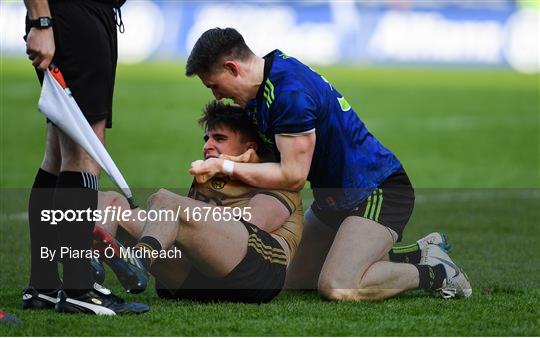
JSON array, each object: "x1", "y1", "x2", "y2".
[
  {"x1": 232, "y1": 162, "x2": 306, "y2": 191},
  {"x1": 24, "y1": 0, "x2": 51, "y2": 19},
  {"x1": 189, "y1": 156, "x2": 308, "y2": 190}
]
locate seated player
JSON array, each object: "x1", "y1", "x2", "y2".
[
  {"x1": 94, "y1": 101, "x2": 303, "y2": 303},
  {"x1": 93, "y1": 101, "x2": 456, "y2": 302}
]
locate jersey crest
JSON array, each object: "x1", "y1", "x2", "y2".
[{"x1": 211, "y1": 177, "x2": 227, "y2": 190}]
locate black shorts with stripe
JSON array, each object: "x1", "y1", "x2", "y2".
[
  {"x1": 311, "y1": 168, "x2": 415, "y2": 241},
  {"x1": 25, "y1": 0, "x2": 118, "y2": 128},
  {"x1": 155, "y1": 220, "x2": 286, "y2": 304}
]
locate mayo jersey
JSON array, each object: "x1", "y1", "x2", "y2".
[
  {"x1": 245, "y1": 50, "x2": 403, "y2": 211},
  {"x1": 188, "y1": 176, "x2": 303, "y2": 259}
]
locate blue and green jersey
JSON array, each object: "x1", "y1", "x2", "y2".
[{"x1": 245, "y1": 49, "x2": 403, "y2": 211}]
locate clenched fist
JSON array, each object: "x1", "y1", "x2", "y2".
[{"x1": 26, "y1": 27, "x2": 55, "y2": 70}]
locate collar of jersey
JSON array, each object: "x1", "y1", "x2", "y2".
[{"x1": 252, "y1": 49, "x2": 278, "y2": 111}]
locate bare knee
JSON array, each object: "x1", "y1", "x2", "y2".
[
  {"x1": 147, "y1": 188, "x2": 178, "y2": 210},
  {"x1": 318, "y1": 278, "x2": 385, "y2": 301},
  {"x1": 318, "y1": 275, "x2": 348, "y2": 301},
  {"x1": 58, "y1": 120, "x2": 105, "y2": 174},
  {"x1": 100, "y1": 191, "x2": 125, "y2": 208},
  {"x1": 318, "y1": 286, "x2": 352, "y2": 302}
]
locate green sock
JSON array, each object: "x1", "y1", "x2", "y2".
[{"x1": 389, "y1": 243, "x2": 421, "y2": 264}]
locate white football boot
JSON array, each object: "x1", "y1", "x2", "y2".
[
  {"x1": 420, "y1": 244, "x2": 472, "y2": 299},
  {"x1": 417, "y1": 232, "x2": 451, "y2": 253}
]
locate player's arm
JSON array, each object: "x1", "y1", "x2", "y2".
[
  {"x1": 23, "y1": 0, "x2": 55, "y2": 70},
  {"x1": 190, "y1": 132, "x2": 315, "y2": 191},
  {"x1": 233, "y1": 133, "x2": 315, "y2": 190},
  {"x1": 247, "y1": 193, "x2": 293, "y2": 233}
]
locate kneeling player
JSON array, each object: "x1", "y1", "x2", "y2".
[{"x1": 96, "y1": 101, "x2": 303, "y2": 303}]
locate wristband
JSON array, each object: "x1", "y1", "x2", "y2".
[{"x1": 222, "y1": 159, "x2": 234, "y2": 176}]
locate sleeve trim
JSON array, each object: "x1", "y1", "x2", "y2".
[
  {"x1": 256, "y1": 192, "x2": 293, "y2": 215},
  {"x1": 277, "y1": 128, "x2": 316, "y2": 137}
]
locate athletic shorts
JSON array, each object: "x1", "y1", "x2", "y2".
[
  {"x1": 311, "y1": 168, "x2": 415, "y2": 241},
  {"x1": 155, "y1": 221, "x2": 287, "y2": 304},
  {"x1": 25, "y1": 0, "x2": 118, "y2": 128}
]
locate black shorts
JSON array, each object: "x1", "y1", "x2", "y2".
[
  {"x1": 311, "y1": 168, "x2": 415, "y2": 241},
  {"x1": 155, "y1": 221, "x2": 287, "y2": 304},
  {"x1": 25, "y1": 0, "x2": 118, "y2": 128}
]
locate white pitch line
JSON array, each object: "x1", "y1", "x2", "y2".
[{"x1": 1, "y1": 212, "x2": 28, "y2": 221}]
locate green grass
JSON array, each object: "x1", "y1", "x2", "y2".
[{"x1": 1, "y1": 58, "x2": 539, "y2": 335}]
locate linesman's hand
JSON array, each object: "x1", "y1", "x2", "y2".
[{"x1": 26, "y1": 27, "x2": 55, "y2": 70}]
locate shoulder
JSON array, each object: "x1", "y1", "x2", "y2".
[{"x1": 269, "y1": 52, "x2": 315, "y2": 93}]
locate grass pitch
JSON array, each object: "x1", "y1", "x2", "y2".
[{"x1": 1, "y1": 59, "x2": 539, "y2": 336}]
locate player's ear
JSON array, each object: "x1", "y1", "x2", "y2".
[
  {"x1": 224, "y1": 61, "x2": 240, "y2": 77},
  {"x1": 247, "y1": 142, "x2": 258, "y2": 151}
]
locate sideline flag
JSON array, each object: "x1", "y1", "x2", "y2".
[{"x1": 37, "y1": 67, "x2": 137, "y2": 208}]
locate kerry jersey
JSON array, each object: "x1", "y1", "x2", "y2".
[
  {"x1": 245, "y1": 50, "x2": 403, "y2": 210},
  {"x1": 188, "y1": 174, "x2": 304, "y2": 259}
]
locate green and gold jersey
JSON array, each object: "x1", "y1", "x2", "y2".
[{"x1": 188, "y1": 175, "x2": 303, "y2": 259}]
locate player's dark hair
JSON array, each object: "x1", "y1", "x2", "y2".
[
  {"x1": 186, "y1": 28, "x2": 253, "y2": 76},
  {"x1": 199, "y1": 100, "x2": 261, "y2": 147}
]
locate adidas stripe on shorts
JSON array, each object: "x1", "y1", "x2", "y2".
[
  {"x1": 311, "y1": 168, "x2": 415, "y2": 242},
  {"x1": 155, "y1": 220, "x2": 286, "y2": 304}
]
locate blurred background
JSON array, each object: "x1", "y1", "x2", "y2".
[
  {"x1": 2, "y1": 0, "x2": 539, "y2": 73},
  {"x1": 0, "y1": 2, "x2": 539, "y2": 320},
  {"x1": 0, "y1": 0, "x2": 538, "y2": 190}
]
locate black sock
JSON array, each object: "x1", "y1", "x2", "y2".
[
  {"x1": 389, "y1": 243, "x2": 421, "y2": 264},
  {"x1": 55, "y1": 171, "x2": 99, "y2": 296},
  {"x1": 28, "y1": 168, "x2": 61, "y2": 291},
  {"x1": 134, "y1": 236, "x2": 162, "y2": 270},
  {"x1": 116, "y1": 227, "x2": 138, "y2": 247},
  {"x1": 416, "y1": 264, "x2": 446, "y2": 291}
]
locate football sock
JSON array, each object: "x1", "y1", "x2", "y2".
[
  {"x1": 28, "y1": 168, "x2": 61, "y2": 291},
  {"x1": 55, "y1": 171, "x2": 98, "y2": 296},
  {"x1": 389, "y1": 243, "x2": 421, "y2": 264},
  {"x1": 416, "y1": 264, "x2": 446, "y2": 291},
  {"x1": 116, "y1": 227, "x2": 138, "y2": 247},
  {"x1": 134, "y1": 236, "x2": 162, "y2": 270}
]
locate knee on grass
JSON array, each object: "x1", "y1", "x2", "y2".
[{"x1": 318, "y1": 279, "x2": 386, "y2": 301}]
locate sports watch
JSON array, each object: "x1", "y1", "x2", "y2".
[{"x1": 29, "y1": 17, "x2": 53, "y2": 29}]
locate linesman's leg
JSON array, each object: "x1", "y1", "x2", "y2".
[
  {"x1": 27, "y1": 124, "x2": 62, "y2": 294},
  {"x1": 54, "y1": 120, "x2": 105, "y2": 294}
]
